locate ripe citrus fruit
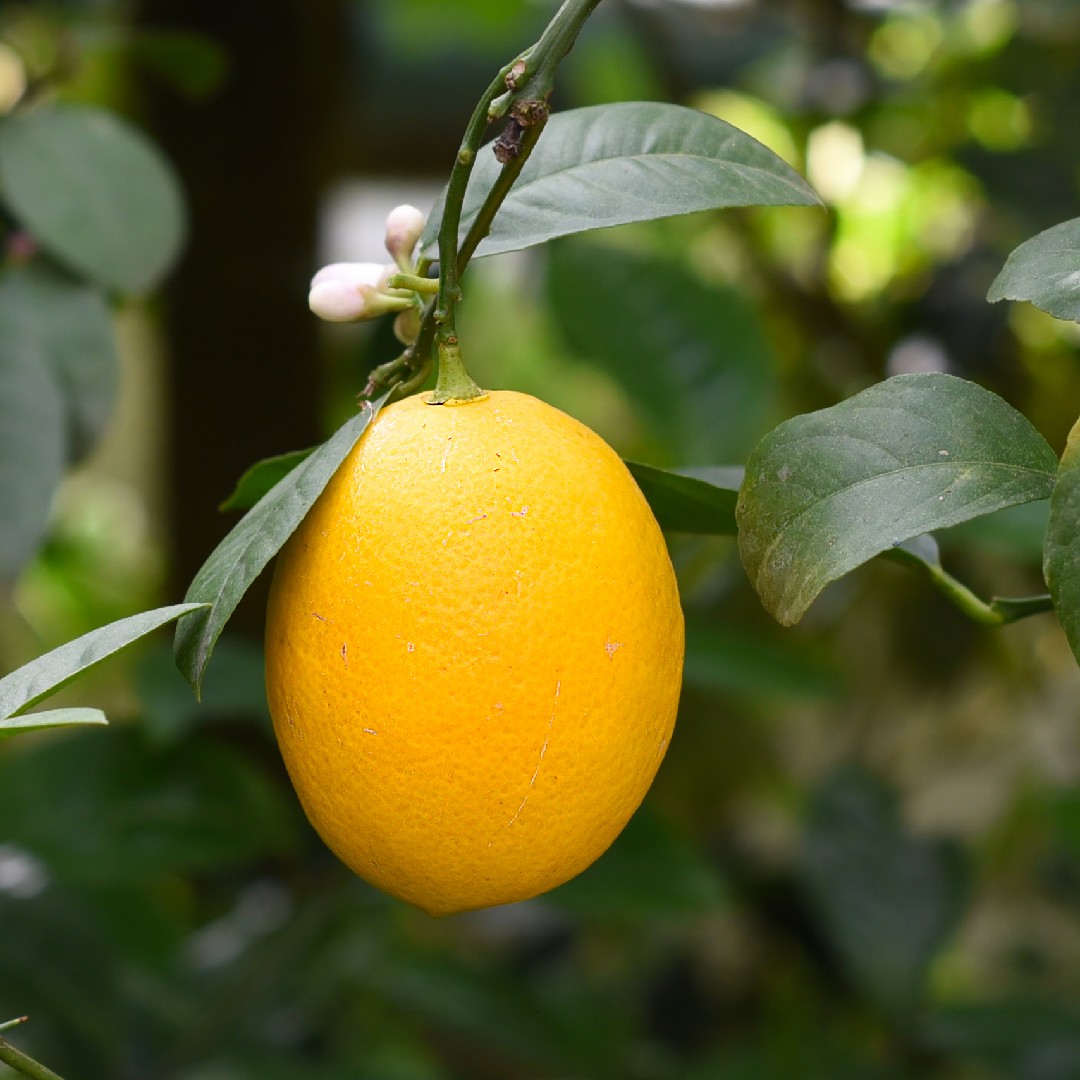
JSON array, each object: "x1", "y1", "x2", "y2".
[{"x1": 264, "y1": 389, "x2": 683, "y2": 915}]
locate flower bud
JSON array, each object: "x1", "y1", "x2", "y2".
[
  {"x1": 393, "y1": 306, "x2": 422, "y2": 344},
  {"x1": 384, "y1": 205, "x2": 426, "y2": 267},
  {"x1": 308, "y1": 262, "x2": 399, "y2": 322}
]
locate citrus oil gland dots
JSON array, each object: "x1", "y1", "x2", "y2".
[{"x1": 265, "y1": 390, "x2": 683, "y2": 916}]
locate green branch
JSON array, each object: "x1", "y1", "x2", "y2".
[
  {"x1": 426, "y1": 0, "x2": 602, "y2": 403},
  {"x1": 0, "y1": 1023, "x2": 66, "y2": 1080},
  {"x1": 885, "y1": 546, "x2": 1054, "y2": 626}
]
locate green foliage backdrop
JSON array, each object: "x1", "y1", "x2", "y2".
[{"x1": 4, "y1": 1, "x2": 1080, "y2": 1078}]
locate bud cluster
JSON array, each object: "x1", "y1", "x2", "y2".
[{"x1": 308, "y1": 204, "x2": 429, "y2": 344}]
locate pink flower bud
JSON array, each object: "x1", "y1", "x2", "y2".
[
  {"x1": 308, "y1": 262, "x2": 403, "y2": 322},
  {"x1": 308, "y1": 279, "x2": 378, "y2": 322},
  {"x1": 384, "y1": 205, "x2": 426, "y2": 265}
]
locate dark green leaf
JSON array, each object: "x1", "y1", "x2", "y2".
[
  {"x1": 549, "y1": 242, "x2": 779, "y2": 462},
  {"x1": 1045, "y1": 419, "x2": 1080, "y2": 664},
  {"x1": 0, "y1": 603, "x2": 207, "y2": 720},
  {"x1": 684, "y1": 618, "x2": 843, "y2": 701},
  {"x1": 219, "y1": 447, "x2": 315, "y2": 512},
  {"x1": 0, "y1": 105, "x2": 186, "y2": 293},
  {"x1": 551, "y1": 808, "x2": 727, "y2": 919},
  {"x1": 175, "y1": 395, "x2": 389, "y2": 696},
  {"x1": 421, "y1": 102, "x2": 821, "y2": 258},
  {"x1": 988, "y1": 216, "x2": 1080, "y2": 322},
  {"x1": 921, "y1": 1000, "x2": 1080, "y2": 1080},
  {"x1": 737, "y1": 373, "x2": 1057, "y2": 626},
  {"x1": 798, "y1": 768, "x2": 967, "y2": 1016},
  {"x1": 0, "y1": 707, "x2": 106, "y2": 740},
  {"x1": 0, "y1": 727, "x2": 300, "y2": 882},
  {"x1": 627, "y1": 461, "x2": 741, "y2": 534}
]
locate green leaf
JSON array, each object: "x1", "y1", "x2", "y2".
[
  {"x1": 737, "y1": 373, "x2": 1058, "y2": 626},
  {"x1": 627, "y1": 461, "x2": 741, "y2": 535},
  {"x1": 0, "y1": 603, "x2": 206, "y2": 720},
  {"x1": 0, "y1": 301, "x2": 65, "y2": 580},
  {"x1": 1045, "y1": 418, "x2": 1080, "y2": 664},
  {"x1": 548, "y1": 242, "x2": 779, "y2": 462},
  {"x1": 551, "y1": 808, "x2": 727, "y2": 919},
  {"x1": 988, "y1": 216, "x2": 1080, "y2": 322},
  {"x1": 0, "y1": 727, "x2": 300, "y2": 882},
  {"x1": 798, "y1": 768, "x2": 967, "y2": 1017},
  {"x1": 175, "y1": 396, "x2": 389, "y2": 696},
  {"x1": 1, "y1": 263, "x2": 118, "y2": 458},
  {"x1": 421, "y1": 102, "x2": 821, "y2": 258},
  {"x1": 0, "y1": 707, "x2": 106, "y2": 740},
  {"x1": 219, "y1": 447, "x2": 315, "y2": 512},
  {"x1": 0, "y1": 105, "x2": 186, "y2": 293}
]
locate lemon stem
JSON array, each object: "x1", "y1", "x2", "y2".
[
  {"x1": 0, "y1": 1029, "x2": 67, "y2": 1080},
  {"x1": 425, "y1": 0, "x2": 603, "y2": 405}
]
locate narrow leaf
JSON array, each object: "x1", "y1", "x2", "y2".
[
  {"x1": 627, "y1": 461, "x2": 741, "y2": 535},
  {"x1": 0, "y1": 104, "x2": 186, "y2": 293},
  {"x1": 0, "y1": 603, "x2": 206, "y2": 720},
  {"x1": 0, "y1": 707, "x2": 106, "y2": 741},
  {"x1": 421, "y1": 102, "x2": 821, "y2": 258},
  {"x1": 219, "y1": 447, "x2": 314, "y2": 512},
  {"x1": 1045, "y1": 417, "x2": 1080, "y2": 664},
  {"x1": 175, "y1": 395, "x2": 389, "y2": 696},
  {"x1": 737, "y1": 373, "x2": 1058, "y2": 626},
  {"x1": 988, "y1": 216, "x2": 1080, "y2": 323},
  {"x1": 799, "y1": 768, "x2": 967, "y2": 1016}
]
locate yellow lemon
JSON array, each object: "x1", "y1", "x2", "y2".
[{"x1": 265, "y1": 390, "x2": 683, "y2": 915}]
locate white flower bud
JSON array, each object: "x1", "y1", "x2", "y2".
[
  {"x1": 384, "y1": 205, "x2": 426, "y2": 266},
  {"x1": 308, "y1": 262, "x2": 404, "y2": 322}
]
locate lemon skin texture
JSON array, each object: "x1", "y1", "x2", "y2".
[{"x1": 265, "y1": 390, "x2": 684, "y2": 916}]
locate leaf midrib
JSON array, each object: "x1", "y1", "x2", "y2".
[{"x1": 754, "y1": 457, "x2": 1054, "y2": 584}]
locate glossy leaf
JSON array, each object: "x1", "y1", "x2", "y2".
[
  {"x1": 0, "y1": 707, "x2": 106, "y2": 741},
  {"x1": 175, "y1": 396, "x2": 388, "y2": 696},
  {"x1": 421, "y1": 102, "x2": 821, "y2": 258},
  {"x1": 0, "y1": 105, "x2": 186, "y2": 293},
  {"x1": 627, "y1": 461, "x2": 742, "y2": 534},
  {"x1": 219, "y1": 447, "x2": 314, "y2": 512},
  {"x1": 0, "y1": 603, "x2": 206, "y2": 720},
  {"x1": 549, "y1": 243, "x2": 779, "y2": 462},
  {"x1": 1045, "y1": 418, "x2": 1080, "y2": 664},
  {"x1": 798, "y1": 768, "x2": 967, "y2": 1016},
  {"x1": 988, "y1": 216, "x2": 1080, "y2": 322},
  {"x1": 737, "y1": 373, "x2": 1057, "y2": 626}
]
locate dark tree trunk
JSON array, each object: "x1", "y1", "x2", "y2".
[{"x1": 133, "y1": 1, "x2": 347, "y2": 626}]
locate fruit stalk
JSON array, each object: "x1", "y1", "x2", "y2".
[{"x1": 0, "y1": 1031, "x2": 67, "y2": 1080}]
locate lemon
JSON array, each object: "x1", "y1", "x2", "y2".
[{"x1": 265, "y1": 390, "x2": 684, "y2": 915}]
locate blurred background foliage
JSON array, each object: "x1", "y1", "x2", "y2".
[{"x1": 3, "y1": 0, "x2": 1080, "y2": 1077}]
